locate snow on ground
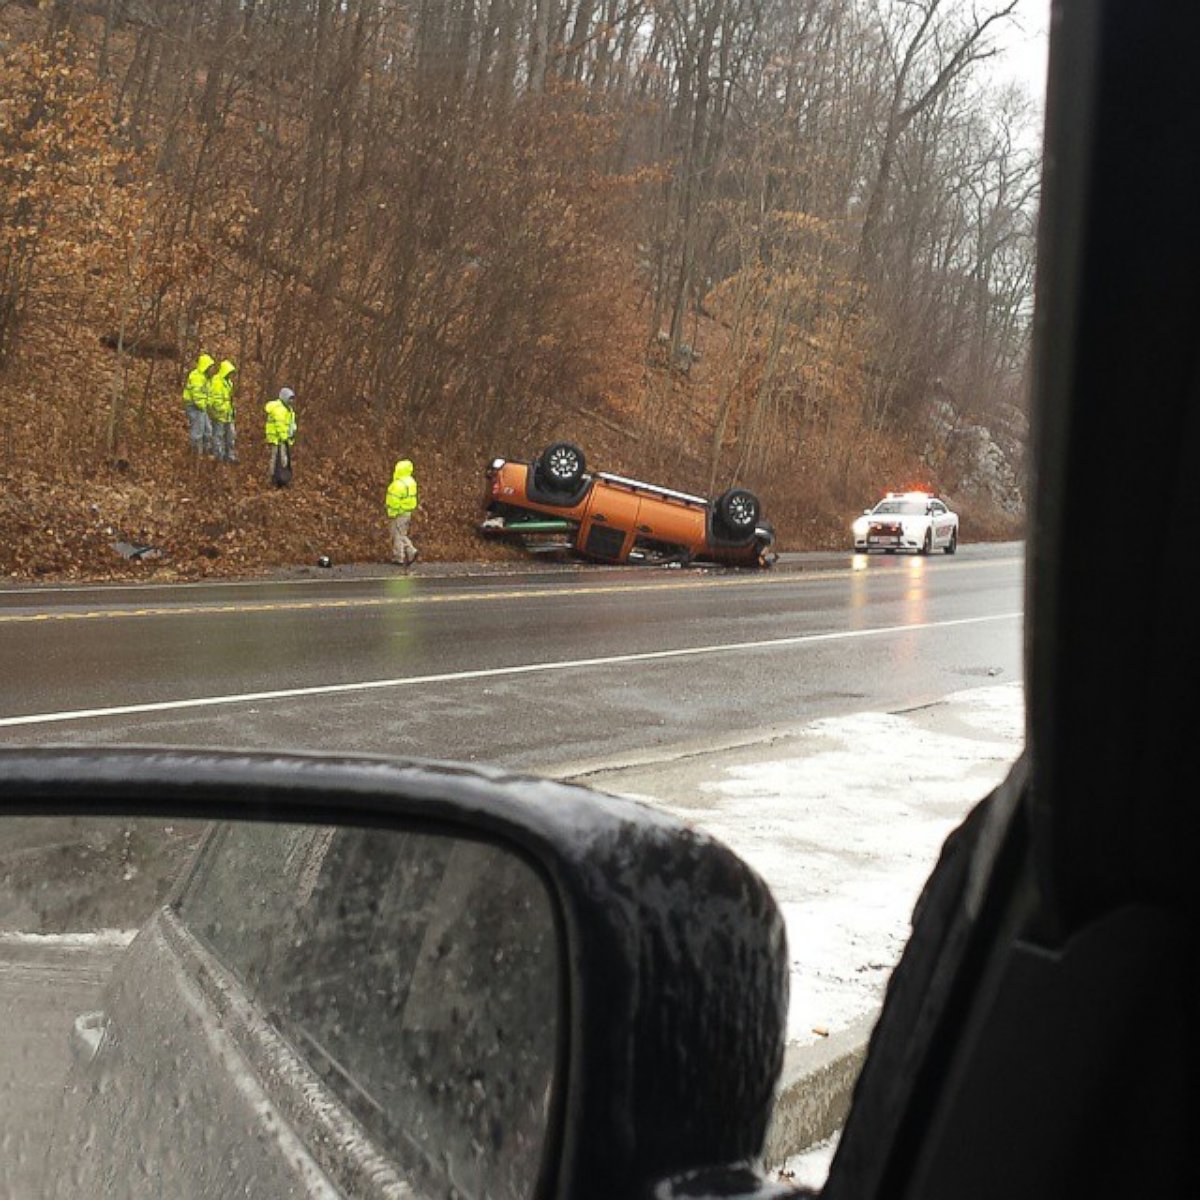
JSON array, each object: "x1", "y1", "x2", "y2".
[
  {"x1": 778, "y1": 1132, "x2": 841, "y2": 1191},
  {"x1": 612, "y1": 683, "x2": 1024, "y2": 1045}
]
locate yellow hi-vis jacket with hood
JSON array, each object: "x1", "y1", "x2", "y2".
[
  {"x1": 264, "y1": 393, "x2": 295, "y2": 445},
  {"x1": 386, "y1": 460, "x2": 418, "y2": 516},
  {"x1": 208, "y1": 360, "x2": 236, "y2": 423},
  {"x1": 183, "y1": 354, "x2": 214, "y2": 410}
]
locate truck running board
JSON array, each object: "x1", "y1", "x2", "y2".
[{"x1": 481, "y1": 517, "x2": 575, "y2": 534}]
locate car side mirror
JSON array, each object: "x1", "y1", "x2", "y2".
[{"x1": 2, "y1": 749, "x2": 789, "y2": 1200}]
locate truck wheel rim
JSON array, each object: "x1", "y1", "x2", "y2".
[
  {"x1": 728, "y1": 496, "x2": 755, "y2": 527},
  {"x1": 549, "y1": 449, "x2": 578, "y2": 478}
]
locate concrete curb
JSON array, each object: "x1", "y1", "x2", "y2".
[{"x1": 762, "y1": 1013, "x2": 877, "y2": 1169}]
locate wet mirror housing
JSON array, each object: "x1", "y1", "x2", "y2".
[{"x1": 0, "y1": 748, "x2": 788, "y2": 1200}]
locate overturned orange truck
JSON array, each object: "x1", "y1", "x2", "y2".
[{"x1": 480, "y1": 442, "x2": 776, "y2": 567}]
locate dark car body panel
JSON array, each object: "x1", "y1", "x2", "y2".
[{"x1": 821, "y1": 4, "x2": 1200, "y2": 1198}]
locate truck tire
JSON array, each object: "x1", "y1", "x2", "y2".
[
  {"x1": 715, "y1": 488, "x2": 761, "y2": 537},
  {"x1": 538, "y1": 442, "x2": 587, "y2": 491}
]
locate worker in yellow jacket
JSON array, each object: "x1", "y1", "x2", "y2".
[
  {"x1": 264, "y1": 387, "x2": 297, "y2": 485},
  {"x1": 385, "y1": 459, "x2": 419, "y2": 566},
  {"x1": 208, "y1": 359, "x2": 238, "y2": 462},
  {"x1": 182, "y1": 353, "x2": 215, "y2": 455}
]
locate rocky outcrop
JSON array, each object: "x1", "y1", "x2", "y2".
[{"x1": 926, "y1": 399, "x2": 1027, "y2": 517}]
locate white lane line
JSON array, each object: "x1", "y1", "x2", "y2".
[
  {"x1": 0, "y1": 612, "x2": 1020, "y2": 730},
  {"x1": 0, "y1": 929, "x2": 138, "y2": 948}
]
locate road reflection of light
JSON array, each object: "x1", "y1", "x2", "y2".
[
  {"x1": 892, "y1": 556, "x2": 929, "y2": 669},
  {"x1": 906, "y1": 556, "x2": 929, "y2": 605},
  {"x1": 384, "y1": 576, "x2": 420, "y2": 651},
  {"x1": 384, "y1": 577, "x2": 417, "y2": 599},
  {"x1": 849, "y1": 555, "x2": 871, "y2": 627}
]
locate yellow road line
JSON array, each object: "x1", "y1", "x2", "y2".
[{"x1": 0, "y1": 557, "x2": 1021, "y2": 626}]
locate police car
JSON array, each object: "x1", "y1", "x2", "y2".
[{"x1": 852, "y1": 491, "x2": 959, "y2": 555}]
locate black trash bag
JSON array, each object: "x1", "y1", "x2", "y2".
[{"x1": 273, "y1": 446, "x2": 293, "y2": 488}]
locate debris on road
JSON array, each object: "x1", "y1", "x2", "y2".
[{"x1": 111, "y1": 540, "x2": 163, "y2": 561}]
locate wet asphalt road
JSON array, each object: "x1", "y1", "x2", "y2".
[
  {"x1": 0, "y1": 546, "x2": 1022, "y2": 1191},
  {"x1": 0, "y1": 545, "x2": 1024, "y2": 770}
]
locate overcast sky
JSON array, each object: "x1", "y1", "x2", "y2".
[{"x1": 990, "y1": 0, "x2": 1051, "y2": 104}]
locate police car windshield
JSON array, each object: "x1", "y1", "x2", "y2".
[{"x1": 873, "y1": 499, "x2": 928, "y2": 516}]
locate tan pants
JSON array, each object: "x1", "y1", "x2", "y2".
[{"x1": 390, "y1": 513, "x2": 416, "y2": 565}]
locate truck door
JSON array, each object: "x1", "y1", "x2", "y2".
[{"x1": 578, "y1": 483, "x2": 639, "y2": 561}]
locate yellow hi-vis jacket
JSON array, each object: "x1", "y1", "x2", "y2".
[
  {"x1": 183, "y1": 354, "x2": 214, "y2": 410},
  {"x1": 208, "y1": 360, "x2": 236, "y2": 423},
  {"x1": 264, "y1": 398, "x2": 294, "y2": 445},
  {"x1": 386, "y1": 460, "x2": 418, "y2": 516}
]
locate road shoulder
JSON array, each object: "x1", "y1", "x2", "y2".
[{"x1": 561, "y1": 682, "x2": 1024, "y2": 1160}]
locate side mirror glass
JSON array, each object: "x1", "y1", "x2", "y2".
[
  {"x1": 7, "y1": 818, "x2": 560, "y2": 1200},
  {"x1": 2, "y1": 751, "x2": 787, "y2": 1200}
]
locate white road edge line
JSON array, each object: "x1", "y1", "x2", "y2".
[
  {"x1": 0, "y1": 612, "x2": 1021, "y2": 729},
  {"x1": 0, "y1": 929, "x2": 138, "y2": 947}
]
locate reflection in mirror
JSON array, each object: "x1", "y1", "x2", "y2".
[{"x1": 1, "y1": 817, "x2": 560, "y2": 1200}]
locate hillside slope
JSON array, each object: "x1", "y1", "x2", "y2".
[{"x1": 0, "y1": 6, "x2": 1026, "y2": 582}]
